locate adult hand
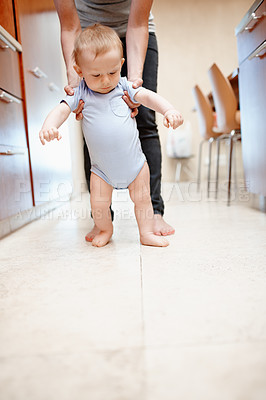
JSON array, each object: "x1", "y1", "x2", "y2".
[
  {"x1": 64, "y1": 79, "x2": 84, "y2": 121},
  {"x1": 123, "y1": 78, "x2": 143, "y2": 118}
]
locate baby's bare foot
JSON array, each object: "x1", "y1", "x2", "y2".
[
  {"x1": 140, "y1": 233, "x2": 169, "y2": 247},
  {"x1": 153, "y1": 214, "x2": 175, "y2": 236},
  {"x1": 92, "y1": 230, "x2": 113, "y2": 247},
  {"x1": 85, "y1": 224, "x2": 101, "y2": 242}
]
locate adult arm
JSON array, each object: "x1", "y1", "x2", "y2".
[
  {"x1": 122, "y1": 0, "x2": 153, "y2": 115},
  {"x1": 126, "y1": 0, "x2": 153, "y2": 83},
  {"x1": 54, "y1": 0, "x2": 82, "y2": 92}
]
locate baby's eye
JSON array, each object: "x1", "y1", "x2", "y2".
[
  {"x1": 109, "y1": 72, "x2": 116, "y2": 75},
  {"x1": 92, "y1": 74, "x2": 100, "y2": 78}
]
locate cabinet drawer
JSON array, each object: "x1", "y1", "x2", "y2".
[
  {"x1": 236, "y1": 0, "x2": 266, "y2": 64},
  {"x1": 238, "y1": 53, "x2": 266, "y2": 196},
  {"x1": 0, "y1": 45, "x2": 22, "y2": 99},
  {"x1": 0, "y1": 92, "x2": 28, "y2": 147},
  {"x1": 0, "y1": 145, "x2": 33, "y2": 220}
]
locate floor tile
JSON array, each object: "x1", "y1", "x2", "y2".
[
  {"x1": 0, "y1": 348, "x2": 145, "y2": 400},
  {"x1": 141, "y1": 198, "x2": 266, "y2": 347},
  {"x1": 144, "y1": 343, "x2": 266, "y2": 400},
  {"x1": 0, "y1": 183, "x2": 266, "y2": 400}
]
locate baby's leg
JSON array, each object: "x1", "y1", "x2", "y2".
[
  {"x1": 90, "y1": 172, "x2": 113, "y2": 247},
  {"x1": 128, "y1": 163, "x2": 169, "y2": 247}
]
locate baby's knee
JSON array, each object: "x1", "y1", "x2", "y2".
[{"x1": 133, "y1": 188, "x2": 151, "y2": 207}]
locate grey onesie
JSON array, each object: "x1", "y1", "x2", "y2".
[{"x1": 64, "y1": 77, "x2": 146, "y2": 189}]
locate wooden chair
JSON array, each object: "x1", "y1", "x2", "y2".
[
  {"x1": 192, "y1": 85, "x2": 224, "y2": 197},
  {"x1": 208, "y1": 63, "x2": 241, "y2": 205}
]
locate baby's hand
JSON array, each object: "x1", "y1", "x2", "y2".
[
  {"x1": 39, "y1": 127, "x2": 62, "y2": 145},
  {"x1": 163, "y1": 109, "x2": 184, "y2": 129}
]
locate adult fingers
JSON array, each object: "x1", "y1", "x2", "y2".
[
  {"x1": 64, "y1": 85, "x2": 75, "y2": 96},
  {"x1": 73, "y1": 99, "x2": 84, "y2": 121},
  {"x1": 132, "y1": 78, "x2": 143, "y2": 89}
]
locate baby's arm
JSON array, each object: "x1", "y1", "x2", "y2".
[
  {"x1": 39, "y1": 102, "x2": 71, "y2": 145},
  {"x1": 134, "y1": 88, "x2": 183, "y2": 129}
]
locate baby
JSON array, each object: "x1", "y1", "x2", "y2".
[{"x1": 39, "y1": 24, "x2": 183, "y2": 247}]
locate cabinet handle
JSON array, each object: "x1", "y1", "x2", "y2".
[
  {"x1": 0, "y1": 90, "x2": 21, "y2": 104},
  {"x1": 0, "y1": 41, "x2": 9, "y2": 49},
  {"x1": 29, "y1": 67, "x2": 48, "y2": 79},
  {"x1": 242, "y1": 12, "x2": 265, "y2": 32},
  {"x1": 248, "y1": 41, "x2": 266, "y2": 60},
  {"x1": 48, "y1": 82, "x2": 60, "y2": 92},
  {"x1": 0, "y1": 150, "x2": 25, "y2": 156},
  {"x1": 0, "y1": 25, "x2": 22, "y2": 52}
]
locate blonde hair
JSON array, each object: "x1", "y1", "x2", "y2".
[{"x1": 73, "y1": 23, "x2": 123, "y2": 66}]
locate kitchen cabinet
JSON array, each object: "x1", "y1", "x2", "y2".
[
  {"x1": 235, "y1": 0, "x2": 266, "y2": 200},
  {"x1": 0, "y1": 0, "x2": 72, "y2": 236},
  {"x1": 0, "y1": 1, "x2": 33, "y2": 220},
  {"x1": 16, "y1": 0, "x2": 72, "y2": 206}
]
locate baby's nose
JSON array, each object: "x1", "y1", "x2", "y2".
[{"x1": 102, "y1": 75, "x2": 110, "y2": 85}]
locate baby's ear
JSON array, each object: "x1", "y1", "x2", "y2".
[
  {"x1": 73, "y1": 64, "x2": 83, "y2": 77},
  {"x1": 121, "y1": 58, "x2": 125, "y2": 67}
]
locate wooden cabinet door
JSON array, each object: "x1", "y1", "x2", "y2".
[
  {"x1": 0, "y1": 1, "x2": 33, "y2": 221},
  {"x1": 0, "y1": 0, "x2": 16, "y2": 37},
  {"x1": 0, "y1": 145, "x2": 33, "y2": 219},
  {"x1": 0, "y1": 94, "x2": 27, "y2": 147},
  {"x1": 16, "y1": 0, "x2": 72, "y2": 205}
]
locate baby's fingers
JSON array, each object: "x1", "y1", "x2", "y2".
[
  {"x1": 39, "y1": 127, "x2": 61, "y2": 145},
  {"x1": 163, "y1": 116, "x2": 170, "y2": 128},
  {"x1": 168, "y1": 114, "x2": 183, "y2": 129},
  {"x1": 45, "y1": 127, "x2": 58, "y2": 141},
  {"x1": 39, "y1": 130, "x2": 46, "y2": 145},
  {"x1": 172, "y1": 115, "x2": 184, "y2": 129}
]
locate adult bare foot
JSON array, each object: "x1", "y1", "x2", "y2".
[
  {"x1": 140, "y1": 232, "x2": 169, "y2": 247},
  {"x1": 153, "y1": 214, "x2": 175, "y2": 236},
  {"x1": 85, "y1": 224, "x2": 100, "y2": 242},
  {"x1": 92, "y1": 229, "x2": 113, "y2": 247}
]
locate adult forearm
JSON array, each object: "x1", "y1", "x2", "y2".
[
  {"x1": 53, "y1": 0, "x2": 81, "y2": 86},
  {"x1": 126, "y1": 0, "x2": 152, "y2": 81},
  {"x1": 126, "y1": 26, "x2": 149, "y2": 81},
  {"x1": 61, "y1": 28, "x2": 81, "y2": 85}
]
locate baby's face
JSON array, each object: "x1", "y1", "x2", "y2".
[{"x1": 77, "y1": 48, "x2": 124, "y2": 94}]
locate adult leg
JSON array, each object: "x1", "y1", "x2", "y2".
[
  {"x1": 121, "y1": 34, "x2": 175, "y2": 236},
  {"x1": 128, "y1": 163, "x2": 168, "y2": 247},
  {"x1": 89, "y1": 172, "x2": 113, "y2": 247}
]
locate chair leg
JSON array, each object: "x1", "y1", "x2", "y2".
[
  {"x1": 215, "y1": 138, "x2": 221, "y2": 199},
  {"x1": 207, "y1": 138, "x2": 213, "y2": 198},
  {"x1": 233, "y1": 133, "x2": 241, "y2": 192},
  {"x1": 197, "y1": 140, "x2": 204, "y2": 192},
  {"x1": 233, "y1": 139, "x2": 237, "y2": 192},
  {"x1": 227, "y1": 131, "x2": 235, "y2": 206}
]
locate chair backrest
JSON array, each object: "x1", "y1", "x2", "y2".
[
  {"x1": 208, "y1": 63, "x2": 239, "y2": 132},
  {"x1": 192, "y1": 85, "x2": 214, "y2": 140}
]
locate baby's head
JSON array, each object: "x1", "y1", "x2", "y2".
[{"x1": 73, "y1": 24, "x2": 124, "y2": 94}]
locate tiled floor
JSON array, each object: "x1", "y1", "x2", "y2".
[{"x1": 1, "y1": 183, "x2": 266, "y2": 400}]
